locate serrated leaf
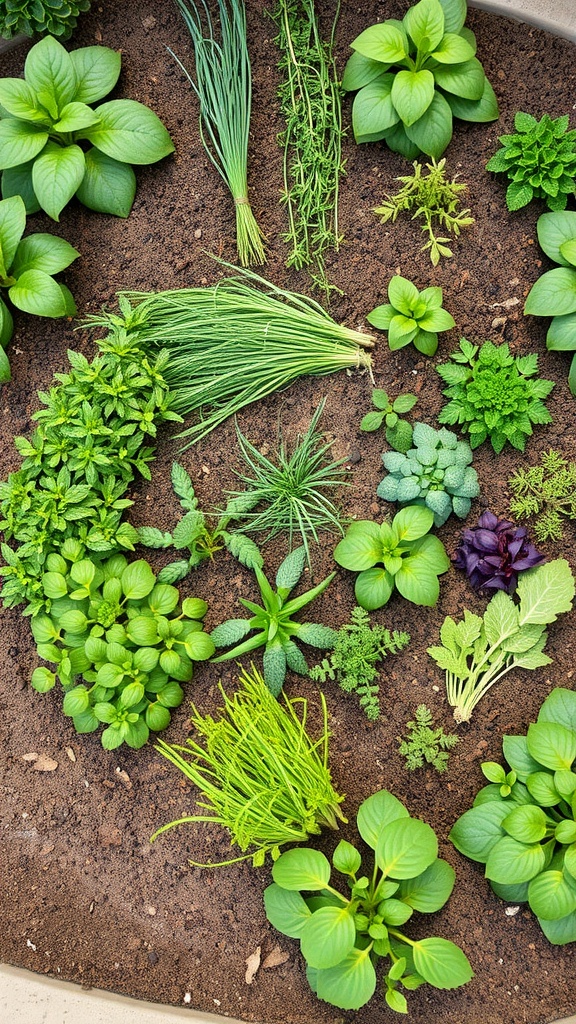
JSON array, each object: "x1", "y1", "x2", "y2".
[
  {"x1": 483, "y1": 590, "x2": 519, "y2": 647},
  {"x1": 516, "y1": 559, "x2": 574, "y2": 625}
]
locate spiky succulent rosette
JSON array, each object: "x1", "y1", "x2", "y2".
[{"x1": 453, "y1": 510, "x2": 545, "y2": 593}]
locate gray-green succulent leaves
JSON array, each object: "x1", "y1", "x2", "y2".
[
  {"x1": 0, "y1": 36, "x2": 174, "y2": 220},
  {"x1": 367, "y1": 276, "x2": 455, "y2": 356}
]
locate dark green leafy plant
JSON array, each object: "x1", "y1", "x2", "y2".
[
  {"x1": 0, "y1": 0, "x2": 91, "y2": 40},
  {"x1": 210, "y1": 546, "x2": 337, "y2": 695},
  {"x1": 309, "y1": 606, "x2": 410, "y2": 720},
  {"x1": 378, "y1": 422, "x2": 479, "y2": 526},
  {"x1": 374, "y1": 158, "x2": 474, "y2": 265},
  {"x1": 0, "y1": 36, "x2": 174, "y2": 220},
  {"x1": 342, "y1": 0, "x2": 498, "y2": 160},
  {"x1": 437, "y1": 338, "x2": 554, "y2": 453},
  {"x1": 0, "y1": 193, "x2": 78, "y2": 381},
  {"x1": 428, "y1": 559, "x2": 575, "y2": 723},
  {"x1": 367, "y1": 276, "x2": 455, "y2": 356},
  {"x1": 486, "y1": 112, "x2": 576, "y2": 212},
  {"x1": 508, "y1": 449, "x2": 576, "y2": 542},
  {"x1": 450, "y1": 687, "x2": 576, "y2": 945},
  {"x1": 334, "y1": 505, "x2": 450, "y2": 611},
  {"x1": 265, "y1": 788, "x2": 473, "y2": 1012},
  {"x1": 138, "y1": 461, "x2": 263, "y2": 584},
  {"x1": 399, "y1": 704, "x2": 458, "y2": 772},
  {"x1": 524, "y1": 211, "x2": 576, "y2": 394},
  {"x1": 360, "y1": 388, "x2": 418, "y2": 453},
  {"x1": 152, "y1": 665, "x2": 346, "y2": 866},
  {"x1": 30, "y1": 549, "x2": 214, "y2": 750}
]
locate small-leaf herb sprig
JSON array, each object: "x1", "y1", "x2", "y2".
[
  {"x1": 360, "y1": 388, "x2": 418, "y2": 453},
  {"x1": 309, "y1": 606, "x2": 410, "y2": 720},
  {"x1": 486, "y1": 112, "x2": 576, "y2": 212},
  {"x1": 265, "y1": 789, "x2": 473, "y2": 1013},
  {"x1": 437, "y1": 338, "x2": 554, "y2": 453},
  {"x1": 399, "y1": 705, "x2": 458, "y2": 773},
  {"x1": 367, "y1": 276, "x2": 455, "y2": 356},
  {"x1": 508, "y1": 449, "x2": 576, "y2": 542}
]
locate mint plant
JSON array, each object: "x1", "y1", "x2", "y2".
[
  {"x1": 428, "y1": 559, "x2": 575, "y2": 723},
  {"x1": 450, "y1": 687, "x2": 576, "y2": 945},
  {"x1": 334, "y1": 505, "x2": 450, "y2": 611},
  {"x1": 399, "y1": 705, "x2": 458, "y2": 772},
  {"x1": 342, "y1": 0, "x2": 498, "y2": 160},
  {"x1": 508, "y1": 449, "x2": 576, "y2": 542},
  {"x1": 264, "y1": 788, "x2": 473, "y2": 1012},
  {"x1": 437, "y1": 338, "x2": 554, "y2": 453},
  {"x1": 360, "y1": 388, "x2": 418, "y2": 453},
  {"x1": 30, "y1": 548, "x2": 214, "y2": 750},
  {"x1": 367, "y1": 276, "x2": 454, "y2": 356},
  {"x1": 524, "y1": 211, "x2": 576, "y2": 394},
  {"x1": 486, "y1": 112, "x2": 576, "y2": 212},
  {"x1": 210, "y1": 546, "x2": 337, "y2": 695},
  {"x1": 378, "y1": 422, "x2": 479, "y2": 526},
  {"x1": 0, "y1": 36, "x2": 174, "y2": 220},
  {"x1": 0, "y1": 0, "x2": 90, "y2": 40},
  {"x1": 0, "y1": 194, "x2": 78, "y2": 381},
  {"x1": 309, "y1": 606, "x2": 410, "y2": 720}
]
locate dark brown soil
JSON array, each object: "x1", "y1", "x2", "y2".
[{"x1": 1, "y1": 3, "x2": 576, "y2": 1023}]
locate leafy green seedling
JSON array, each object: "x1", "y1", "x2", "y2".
[
  {"x1": 367, "y1": 276, "x2": 455, "y2": 356},
  {"x1": 334, "y1": 505, "x2": 450, "y2": 611},
  {"x1": 210, "y1": 546, "x2": 337, "y2": 695},
  {"x1": 0, "y1": 0, "x2": 90, "y2": 41},
  {"x1": 360, "y1": 388, "x2": 418, "y2": 453},
  {"x1": 450, "y1": 687, "x2": 576, "y2": 944},
  {"x1": 0, "y1": 194, "x2": 78, "y2": 381},
  {"x1": 508, "y1": 449, "x2": 576, "y2": 542},
  {"x1": 524, "y1": 211, "x2": 576, "y2": 394},
  {"x1": 265, "y1": 788, "x2": 473, "y2": 1012},
  {"x1": 398, "y1": 704, "x2": 458, "y2": 772},
  {"x1": 0, "y1": 36, "x2": 174, "y2": 219},
  {"x1": 487, "y1": 112, "x2": 576, "y2": 212}
]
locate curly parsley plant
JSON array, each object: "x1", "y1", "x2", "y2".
[{"x1": 486, "y1": 112, "x2": 576, "y2": 212}]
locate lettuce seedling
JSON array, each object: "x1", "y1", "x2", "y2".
[
  {"x1": 265, "y1": 788, "x2": 473, "y2": 1012},
  {"x1": 524, "y1": 211, "x2": 576, "y2": 394},
  {"x1": 367, "y1": 276, "x2": 454, "y2": 356},
  {"x1": 487, "y1": 112, "x2": 576, "y2": 212},
  {"x1": 0, "y1": 36, "x2": 174, "y2": 219},
  {"x1": 360, "y1": 388, "x2": 418, "y2": 453},
  {"x1": 450, "y1": 687, "x2": 576, "y2": 945},
  {"x1": 334, "y1": 505, "x2": 450, "y2": 610}
]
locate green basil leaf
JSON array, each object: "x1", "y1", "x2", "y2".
[
  {"x1": 528, "y1": 870, "x2": 576, "y2": 921},
  {"x1": 32, "y1": 142, "x2": 86, "y2": 221},
  {"x1": 342, "y1": 50, "x2": 390, "y2": 92},
  {"x1": 300, "y1": 906, "x2": 356, "y2": 969},
  {"x1": 0, "y1": 194, "x2": 25, "y2": 275},
  {"x1": 357, "y1": 790, "x2": 409, "y2": 850},
  {"x1": 184, "y1": 630, "x2": 215, "y2": 661},
  {"x1": 433, "y1": 57, "x2": 485, "y2": 100},
  {"x1": 332, "y1": 840, "x2": 362, "y2": 876},
  {"x1": 352, "y1": 76, "x2": 399, "y2": 141},
  {"x1": 376, "y1": 816, "x2": 438, "y2": 878},
  {"x1": 24, "y1": 36, "x2": 77, "y2": 112},
  {"x1": 314, "y1": 947, "x2": 377, "y2": 1011},
  {"x1": 263, "y1": 882, "x2": 311, "y2": 938},
  {"x1": 391, "y1": 69, "x2": 435, "y2": 126},
  {"x1": 272, "y1": 848, "x2": 332, "y2": 891},
  {"x1": 404, "y1": 90, "x2": 453, "y2": 158},
  {"x1": 526, "y1": 771, "x2": 562, "y2": 807},
  {"x1": 0, "y1": 79, "x2": 50, "y2": 123},
  {"x1": 431, "y1": 31, "x2": 475, "y2": 63},
  {"x1": 396, "y1": 858, "x2": 455, "y2": 911},
  {"x1": 355, "y1": 566, "x2": 394, "y2": 610},
  {"x1": 538, "y1": 688, "x2": 576, "y2": 733},
  {"x1": 74, "y1": 148, "x2": 136, "y2": 218},
  {"x1": 438, "y1": 0, "x2": 467, "y2": 32},
  {"x1": 70, "y1": 46, "x2": 122, "y2": 104},
  {"x1": 526, "y1": 721, "x2": 576, "y2": 771},
  {"x1": 12, "y1": 232, "x2": 79, "y2": 276},
  {"x1": 546, "y1": 311, "x2": 576, "y2": 352},
  {"x1": 31, "y1": 666, "x2": 56, "y2": 692},
  {"x1": 501, "y1": 804, "x2": 547, "y2": 844},
  {"x1": 525, "y1": 268, "x2": 576, "y2": 317},
  {"x1": 0, "y1": 299, "x2": 13, "y2": 360},
  {"x1": 403, "y1": 0, "x2": 445, "y2": 52},
  {"x1": 485, "y1": 836, "x2": 546, "y2": 884},
  {"x1": 334, "y1": 521, "x2": 383, "y2": 570},
  {"x1": 351, "y1": 23, "x2": 408, "y2": 63},
  {"x1": 121, "y1": 559, "x2": 156, "y2": 599},
  {"x1": 443, "y1": 76, "x2": 499, "y2": 121},
  {"x1": 63, "y1": 686, "x2": 90, "y2": 717},
  {"x1": 83, "y1": 99, "x2": 174, "y2": 165},
  {"x1": 449, "y1": 801, "x2": 510, "y2": 862},
  {"x1": 412, "y1": 937, "x2": 473, "y2": 989},
  {"x1": 1, "y1": 160, "x2": 41, "y2": 214},
  {"x1": 9, "y1": 268, "x2": 71, "y2": 317},
  {"x1": 536, "y1": 211, "x2": 576, "y2": 265},
  {"x1": 0, "y1": 119, "x2": 48, "y2": 170},
  {"x1": 53, "y1": 101, "x2": 100, "y2": 133}
]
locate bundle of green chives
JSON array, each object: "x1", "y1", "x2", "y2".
[
  {"x1": 173, "y1": 0, "x2": 266, "y2": 266},
  {"x1": 107, "y1": 265, "x2": 374, "y2": 446}
]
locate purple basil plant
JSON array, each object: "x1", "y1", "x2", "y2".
[{"x1": 453, "y1": 510, "x2": 546, "y2": 594}]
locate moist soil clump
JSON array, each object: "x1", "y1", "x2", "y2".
[{"x1": 1, "y1": 3, "x2": 576, "y2": 1023}]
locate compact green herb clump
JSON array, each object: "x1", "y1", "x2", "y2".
[
  {"x1": 367, "y1": 276, "x2": 455, "y2": 356},
  {"x1": 378, "y1": 422, "x2": 479, "y2": 527},
  {"x1": 374, "y1": 158, "x2": 474, "y2": 265},
  {"x1": 360, "y1": 388, "x2": 418, "y2": 453},
  {"x1": 342, "y1": 0, "x2": 498, "y2": 160},
  {"x1": 265, "y1": 788, "x2": 473, "y2": 1012},
  {"x1": 437, "y1": 338, "x2": 554, "y2": 453},
  {"x1": 486, "y1": 112, "x2": 576, "y2": 212},
  {"x1": 0, "y1": 0, "x2": 90, "y2": 40},
  {"x1": 309, "y1": 606, "x2": 410, "y2": 720},
  {"x1": 210, "y1": 546, "x2": 337, "y2": 695},
  {"x1": 509, "y1": 449, "x2": 576, "y2": 542},
  {"x1": 334, "y1": 505, "x2": 450, "y2": 611},
  {"x1": 0, "y1": 36, "x2": 174, "y2": 219},
  {"x1": 152, "y1": 666, "x2": 346, "y2": 867},
  {"x1": 30, "y1": 549, "x2": 214, "y2": 749},
  {"x1": 524, "y1": 211, "x2": 576, "y2": 394},
  {"x1": 138, "y1": 461, "x2": 263, "y2": 583},
  {"x1": 451, "y1": 687, "x2": 576, "y2": 945},
  {"x1": 399, "y1": 705, "x2": 458, "y2": 772},
  {"x1": 428, "y1": 559, "x2": 575, "y2": 723},
  {"x1": 0, "y1": 194, "x2": 79, "y2": 381}
]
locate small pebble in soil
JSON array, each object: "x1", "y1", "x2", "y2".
[{"x1": 505, "y1": 906, "x2": 520, "y2": 916}]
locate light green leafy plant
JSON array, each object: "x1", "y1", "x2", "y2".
[
  {"x1": 0, "y1": 36, "x2": 174, "y2": 220},
  {"x1": 0, "y1": 0, "x2": 91, "y2": 40},
  {"x1": 524, "y1": 211, "x2": 576, "y2": 394},
  {"x1": 309, "y1": 606, "x2": 410, "y2": 720},
  {"x1": 367, "y1": 276, "x2": 455, "y2": 356},
  {"x1": 428, "y1": 559, "x2": 575, "y2": 723},
  {"x1": 0, "y1": 194, "x2": 78, "y2": 381},
  {"x1": 378, "y1": 422, "x2": 479, "y2": 526},
  {"x1": 399, "y1": 704, "x2": 458, "y2": 772},
  {"x1": 152, "y1": 665, "x2": 346, "y2": 866},
  {"x1": 210, "y1": 546, "x2": 337, "y2": 695},
  {"x1": 334, "y1": 505, "x2": 450, "y2": 611},
  {"x1": 342, "y1": 0, "x2": 498, "y2": 160},
  {"x1": 360, "y1": 388, "x2": 418, "y2": 453},
  {"x1": 508, "y1": 449, "x2": 576, "y2": 542},
  {"x1": 450, "y1": 687, "x2": 576, "y2": 945},
  {"x1": 264, "y1": 788, "x2": 473, "y2": 1012},
  {"x1": 30, "y1": 548, "x2": 214, "y2": 749},
  {"x1": 437, "y1": 338, "x2": 554, "y2": 453},
  {"x1": 374, "y1": 158, "x2": 474, "y2": 265},
  {"x1": 486, "y1": 112, "x2": 576, "y2": 212}
]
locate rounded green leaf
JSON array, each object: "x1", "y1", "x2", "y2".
[
  {"x1": 527, "y1": 722, "x2": 576, "y2": 771},
  {"x1": 1, "y1": 160, "x2": 41, "y2": 215},
  {"x1": 12, "y1": 233, "x2": 79, "y2": 277},
  {"x1": 357, "y1": 790, "x2": 409, "y2": 849},
  {"x1": 342, "y1": 50, "x2": 390, "y2": 92},
  {"x1": 525, "y1": 268, "x2": 576, "y2": 318},
  {"x1": 59, "y1": 609, "x2": 88, "y2": 634},
  {"x1": 528, "y1": 870, "x2": 576, "y2": 921},
  {"x1": 96, "y1": 662, "x2": 124, "y2": 689},
  {"x1": 83, "y1": 99, "x2": 174, "y2": 165},
  {"x1": 147, "y1": 584, "x2": 179, "y2": 615},
  {"x1": 0, "y1": 194, "x2": 25, "y2": 274},
  {"x1": 41, "y1": 571, "x2": 68, "y2": 599},
  {"x1": 443, "y1": 76, "x2": 499, "y2": 122},
  {"x1": 263, "y1": 883, "x2": 311, "y2": 938},
  {"x1": 334, "y1": 522, "x2": 382, "y2": 570},
  {"x1": 546, "y1": 312, "x2": 576, "y2": 352},
  {"x1": 536, "y1": 211, "x2": 576, "y2": 265},
  {"x1": 53, "y1": 102, "x2": 100, "y2": 133},
  {"x1": 431, "y1": 32, "x2": 475, "y2": 63},
  {"x1": 395, "y1": 559, "x2": 441, "y2": 606},
  {"x1": 376, "y1": 816, "x2": 438, "y2": 878},
  {"x1": 301, "y1": 906, "x2": 356, "y2": 969},
  {"x1": 352, "y1": 76, "x2": 399, "y2": 140},
  {"x1": 181, "y1": 597, "x2": 208, "y2": 621},
  {"x1": 396, "y1": 858, "x2": 455, "y2": 911},
  {"x1": 391, "y1": 69, "x2": 435, "y2": 126},
  {"x1": 184, "y1": 631, "x2": 216, "y2": 661},
  {"x1": 0, "y1": 80, "x2": 50, "y2": 123},
  {"x1": 380, "y1": 898, "x2": 413, "y2": 925},
  {"x1": 449, "y1": 801, "x2": 513, "y2": 862},
  {"x1": 433, "y1": 57, "x2": 485, "y2": 100},
  {"x1": 121, "y1": 559, "x2": 156, "y2": 600},
  {"x1": 485, "y1": 836, "x2": 546, "y2": 884},
  {"x1": 70, "y1": 559, "x2": 96, "y2": 587},
  {"x1": 32, "y1": 142, "x2": 86, "y2": 221},
  {"x1": 315, "y1": 946, "x2": 377, "y2": 1011},
  {"x1": 272, "y1": 848, "x2": 332, "y2": 891},
  {"x1": 70, "y1": 46, "x2": 122, "y2": 104},
  {"x1": 388, "y1": 275, "x2": 419, "y2": 315},
  {"x1": 145, "y1": 702, "x2": 171, "y2": 731},
  {"x1": 0, "y1": 121, "x2": 48, "y2": 171},
  {"x1": 412, "y1": 937, "x2": 473, "y2": 989},
  {"x1": 501, "y1": 804, "x2": 547, "y2": 844},
  {"x1": 539, "y1": 910, "x2": 576, "y2": 945},
  {"x1": 438, "y1": 0, "x2": 467, "y2": 33},
  {"x1": 526, "y1": 771, "x2": 562, "y2": 806},
  {"x1": 156, "y1": 681, "x2": 184, "y2": 708},
  {"x1": 0, "y1": 298, "x2": 14, "y2": 359},
  {"x1": 405, "y1": 90, "x2": 453, "y2": 158},
  {"x1": 119, "y1": 682, "x2": 145, "y2": 708},
  {"x1": 392, "y1": 504, "x2": 434, "y2": 541},
  {"x1": 9, "y1": 269, "x2": 72, "y2": 317},
  {"x1": 332, "y1": 840, "x2": 362, "y2": 876},
  {"x1": 352, "y1": 23, "x2": 408, "y2": 63},
  {"x1": 403, "y1": 0, "x2": 445, "y2": 51},
  {"x1": 75, "y1": 148, "x2": 137, "y2": 218},
  {"x1": 24, "y1": 36, "x2": 77, "y2": 111},
  {"x1": 31, "y1": 666, "x2": 56, "y2": 692},
  {"x1": 355, "y1": 566, "x2": 394, "y2": 610},
  {"x1": 101, "y1": 724, "x2": 126, "y2": 750},
  {"x1": 62, "y1": 685, "x2": 90, "y2": 717},
  {"x1": 555, "y1": 820, "x2": 576, "y2": 845}
]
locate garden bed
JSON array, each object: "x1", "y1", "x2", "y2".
[{"x1": 1, "y1": 2, "x2": 576, "y2": 1023}]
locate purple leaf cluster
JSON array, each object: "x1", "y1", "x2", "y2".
[{"x1": 453, "y1": 510, "x2": 546, "y2": 594}]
